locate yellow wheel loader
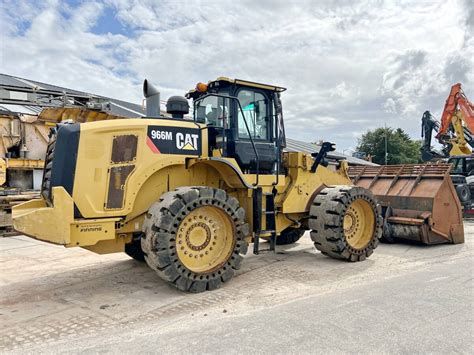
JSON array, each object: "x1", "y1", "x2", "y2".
[{"x1": 11, "y1": 77, "x2": 457, "y2": 292}]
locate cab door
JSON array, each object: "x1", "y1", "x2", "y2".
[{"x1": 228, "y1": 87, "x2": 277, "y2": 174}]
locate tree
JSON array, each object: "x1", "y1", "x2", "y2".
[{"x1": 356, "y1": 127, "x2": 422, "y2": 165}]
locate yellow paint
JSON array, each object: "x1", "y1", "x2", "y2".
[
  {"x1": 12, "y1": 186, "x2": 120, "y2": 248},
  {"x1": 280, "y1": 152, "x2": 351, "y2": 213},
  {"x1": 449, "y1": 111, "x2": 472, "y2": 156},
  {"x1": 70, "y1": 218, "x2": 120, "y2": 246},
  {"x1": 82, "y1": 237, "x2": 131, "y2": 254},
  {"x1": 176, "y1": 205, "x2": 235, "y2": 273},
  {"x1": 3, "y1": 158, "x2": 44, "y2": 169},
  {"x1": 0, "y1": 159, "x2": 6, "y2": 185},
  {"x1": 344, "y1": 199, "x2": 375, "y2": 249},
  {"x1": 13, "y1": 187, "x2": 73, "y2": 245},
  {"x1": 13, "y1": 117, "x2": 357, "y2": 255}
]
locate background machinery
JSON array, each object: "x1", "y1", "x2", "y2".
[
  {"x1": 436, "y1": 83, "x2": 474, "y2": 153},
  {"x1": 420, "y1": 83, "x2": 474, "y2": 212},
  {"x1": 13, "y1": 78, "x2": 384, "y2": 292},
  {"x1": 421, "y1": 83, "x2": 474, "y2": 161}
]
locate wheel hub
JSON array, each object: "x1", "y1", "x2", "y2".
[
  {"x1": 343, "y1": 199, "x2": 375, "y2": 250},
  {"x1": 185, "y1": 222, "x2": 212, "y2": 251},
  {"x1": 176, "y1": 206, "x2": 235, "y2": 273}
]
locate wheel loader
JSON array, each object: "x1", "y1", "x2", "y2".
[{"x1": 12, "y1": 77, "x2": 462, "y2": 292}]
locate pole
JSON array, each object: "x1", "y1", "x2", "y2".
[{"x1": 384, "y1": 123, "x2": 388, "y2": 165}]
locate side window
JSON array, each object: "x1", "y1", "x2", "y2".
[
  {"x1": 195, "y1": 96, "x2": 229, "y2": 128},
  {"x1": 466, "y1": 158, "x2": 473, "y2": 174},
  {"x1": 449, "y1": 158, "x2": 463, "y2": 174},
  {"x1": 237, "y1": 90, "x2": 268, "y2": 140}
]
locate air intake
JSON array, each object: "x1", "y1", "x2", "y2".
[{"x1": 166, "y1": 96, "x2": 189, "y2": 119}]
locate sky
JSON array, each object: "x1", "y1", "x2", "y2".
[{"x1": 0, "y1": 0, "x2": 473, "y2": 152}]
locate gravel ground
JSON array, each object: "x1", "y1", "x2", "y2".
[{"x1": 1, "y1": 223, "x2": 473, "y2": 354}]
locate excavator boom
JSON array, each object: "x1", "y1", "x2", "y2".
[{"x1": 436, "y1": 83, "x2": 474, "y2": 139}]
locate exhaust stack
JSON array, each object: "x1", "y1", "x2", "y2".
[{"x1": 143, "y1": 79, "x2": 160, "y2": 118}]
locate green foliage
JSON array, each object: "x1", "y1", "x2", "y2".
[{"x1": 356, "y1": 127, "x2": 422, "y2": 165}]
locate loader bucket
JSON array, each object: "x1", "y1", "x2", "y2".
[{"x1": 348, "y1": 164, "x2": 464, "y2": 245}]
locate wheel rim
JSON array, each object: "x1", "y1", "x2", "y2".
[
  {"x1": 176, "y1": 206, "x2": 235, "y2": 274},
  {"x1": 343, "y1": 199, "x2": 375, "y2": 249}
]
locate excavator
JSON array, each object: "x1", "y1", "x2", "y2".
[
  {"x1": 420, "y1": 83, "x2": 474, "y2": 212},
  {"x1": 421, "y1": 83, "x2": 474, "y2": 161},
  {"x1": 12, "y1": 77, "x2": 464, "y2": 292},
  {"x1": 436, "y1": 83, "x2": 474, "y2": 150}
]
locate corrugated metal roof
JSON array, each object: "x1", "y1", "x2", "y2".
[
  {"x1": 109, "y1": 101, "x2": 145, "y2": 117},
  {"x1": 0, "y1": 104, "x2": 42, "y2": 115},
  {"x1": 0, "y1": 75, "x2": 32, "y2": 88},
  {"x1": 0, "y1": 73, "x2": 90, "y2": 96},
  {"x1": 0, "y1": 73, "x2": 145, "y2": 118}
]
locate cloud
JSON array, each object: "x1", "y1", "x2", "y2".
[{"x1": 0, "y1": 0, "x2": 472, "y2": 151}]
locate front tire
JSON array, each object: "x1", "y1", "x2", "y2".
[
  {"x1": 141, "y1": 187, "x2": 249, "y2": 292},
  {"x1": 309, "y1": 185, "x2": 382, "y2": 262}
]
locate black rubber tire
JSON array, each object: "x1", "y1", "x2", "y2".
[
  {"x1": 308, "y1": 185, "x2": 383, "y2": 262},
  {"x1": 380, "y1": 206, "x2": 396, "y2": 243},
  {"x1": 276, "y1": 227, "x2": 304, "y2": 245},
  {"x1": 141, "y1": 187, "x2": 249, "y2": 292},
  {"x1": 381, "y1": 223, "x2": 396, "y2": 243},
  {"x1": 455, "y1": 183, "x2": 471, "y2": 204},
  {"x1": 124, "y1": 233, "x2": 146, "y2": 262}
]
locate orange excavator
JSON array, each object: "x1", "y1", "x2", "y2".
[{"x1": 435, "y1": 83, "x2": 474, "y2": 157}]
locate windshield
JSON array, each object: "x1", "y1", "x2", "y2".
[{"x1": 448, "y1": 157, "x2": 474, "y2": 175}]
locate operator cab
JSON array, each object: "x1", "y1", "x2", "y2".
[
  {"x1": 448, "y1": 155, "x2": 474, "y2": 177},
  {"x1": 186, "y1": 77, "x2": 286, "y2": 175}
]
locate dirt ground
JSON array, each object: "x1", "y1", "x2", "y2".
[{"x1": 1, "y1": 223, "x2": 473, "y2": 354}]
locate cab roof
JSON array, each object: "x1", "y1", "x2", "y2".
[
  {"x1": 186, "y1": 77, "x2": 286, "y2": 99},
  {"x1": 213, "y1": 77, "x2": 287, "y2": 92}
]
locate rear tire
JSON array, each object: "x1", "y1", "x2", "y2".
[
  {"x1": 276, "y1": 227, "x2": 304, "y2": 245},
  {"x1": 141, "y1": 187, "x2": 249, "y2": 292},
  {"x1": 455, "y1": 183, "x2": 471, "y2": 205},
  {"x1": 309, "y1": 185, "x2": 382, "y2": 261}
]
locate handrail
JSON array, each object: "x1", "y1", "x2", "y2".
[
  {"x1": 272, "y1": 92, "x2": 281, "y2": 187},
  {"x1": 193, "y1": 93, "x2": 260, "y2": 187}
]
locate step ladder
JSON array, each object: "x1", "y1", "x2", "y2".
[{"x1": 253, "y1": 187, "x2": 277, "y2": 255}]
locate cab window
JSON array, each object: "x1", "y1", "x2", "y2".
[
  {"x1": 466, "y1": 157, "x2": 474, "y2": 175},
  {"x1": 237, "y1": 89, "x2": 268, "y2": 140},
  {"x1": 195, "y1": 96, "x2": 229, "y2": 128},
  {"x1": 449, "y1": 158, "x2": 463, "y2": 174}
]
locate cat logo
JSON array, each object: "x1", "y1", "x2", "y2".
[
  {"x1": 176, "y1": 132, "x2": 199, "y2": 151},
  {"x1": 147, "y1": 126, "x2": 201, "y2": 155}
]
